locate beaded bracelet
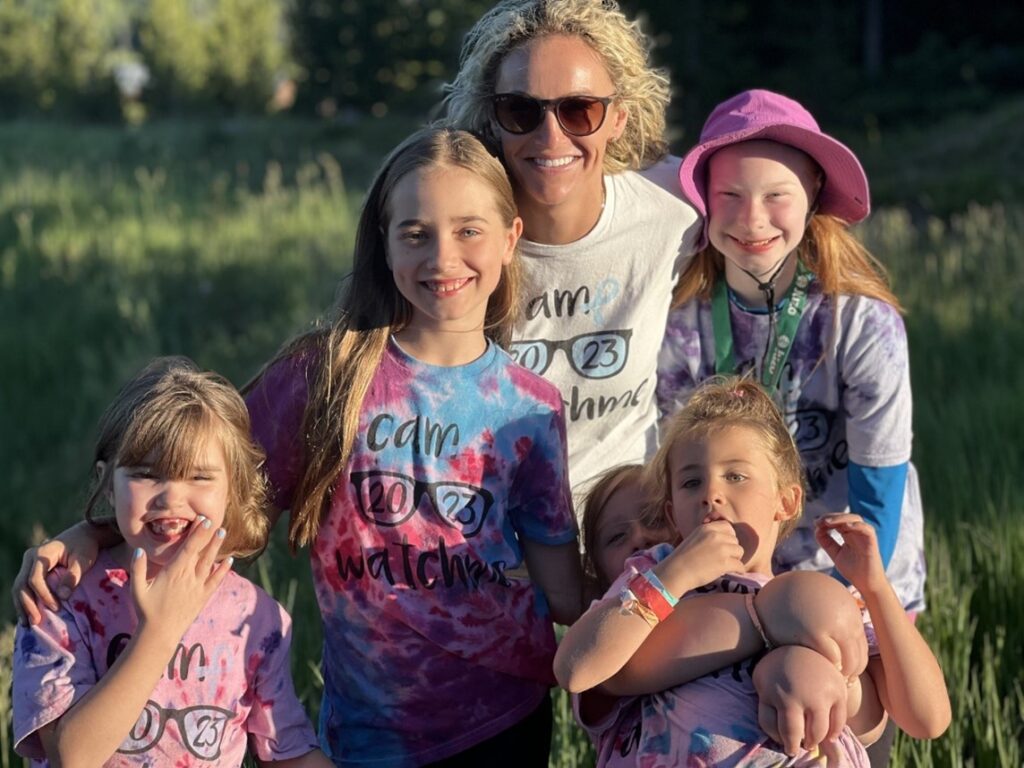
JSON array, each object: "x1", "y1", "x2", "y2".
[{"x1": 744, "y1": 592, "x2": 775, "y2": 650}]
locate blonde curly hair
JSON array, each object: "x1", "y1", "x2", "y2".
[{"x1": 441, "y1": 0, "x2": 670, "y2": 173}]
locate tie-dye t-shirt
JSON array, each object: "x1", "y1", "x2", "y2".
[
  {"x1": 575, "y1": 545, "x2": 874, "y2": 768},
  {"x1": 657, "y1": 288, "x2": 926, "y2": 611},
  {"x1": 13, "y1": 550, "x2": 319, "y2": 766},
  {"x1": 247, "y1": 339, "x2": 577, "y2": 767}
]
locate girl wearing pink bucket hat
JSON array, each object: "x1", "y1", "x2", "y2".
[{"x1": 658, "y1": 86, "x2": 926, "y2": 664}]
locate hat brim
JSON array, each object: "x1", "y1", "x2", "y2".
[{"x1": 679, "y1": 124, "x2": 870, "y2": 248}]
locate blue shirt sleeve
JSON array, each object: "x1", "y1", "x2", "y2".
[{"x1": 847, "y1": 460, "x2": 907, "y2": 568}]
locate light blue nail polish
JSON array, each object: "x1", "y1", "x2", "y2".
[
  {"x1": 202, "y1": 518, "x2": 212, "y2": 529},
  {"x1": 226, "y1": 556, "x2": 234, "y2": 567},
  {"x1": 216, "y1": 528, "x2": 226, "y2": 539},
  {"x1": 133, "y1": 548, "x2": 143, "y2": 561}
]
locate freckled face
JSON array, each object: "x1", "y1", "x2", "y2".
[
  {"x1": 494, "y1": 34, "x2": 626, "y2": 231},
  {"x1": 707, "y1": 140, "x2": 820, "y2": 281}
]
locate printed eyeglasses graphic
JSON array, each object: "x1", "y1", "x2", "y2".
[
  {"x1": 119, "y1": 700, "x2": 235, "y2": 760},
  {"x1": 351, "y1": 470, "x2": 494, "y2": 537},
  {"x1": 510, "y1": 329, "x2": 632, "y2": 379}
]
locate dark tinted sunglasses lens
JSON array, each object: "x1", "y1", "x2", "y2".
[
  {"x1": 557, "y1": 98, "x2": 606, "y2": 136},
  {"x1": 496, "y1": 96, "x2": 542, "y2": 133}
]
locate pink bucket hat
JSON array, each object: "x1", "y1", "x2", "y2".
[{"x1": 679, "y1": 89, "x2": 870, "y2": 246}]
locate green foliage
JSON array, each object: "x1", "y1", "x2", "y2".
[
  {"x1": 0, "y1": 0, "x2": 52, "y2": 114},
  {"x1": 288, "y1": 0, "x2": 490, "y2": 117},
  {"x1": 206, "y1": 0, "x2": 287, "y2": 110},
  {"x1": 140, "y1": 0, "x2": 213, "y2": 107}
]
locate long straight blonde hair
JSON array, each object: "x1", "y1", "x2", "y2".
[{"x1": 253, "y1": 128, "x2": 523, "y2": 550}]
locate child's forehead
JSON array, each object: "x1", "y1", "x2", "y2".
[
  {"x1": 118, "y1": 422, "x2": 227, "y2": 471},
  {"x1": 709, "y1": 139, "x2": 819, "y2": 180}
]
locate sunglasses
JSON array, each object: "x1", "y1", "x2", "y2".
[{"x1": 492, "y1": 93, "x2": 615, "y2": 137}]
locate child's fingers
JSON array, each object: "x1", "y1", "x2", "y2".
[
  {"x1": 196, "y1": 527, "x2": 227, "y2": 579},
  {"x1": 25, "y1": 550, "x2": 60, "y2": 612},
  {"x1": 802, "y1": 705, "x2": 828, "y2": 755},
  {"x1": 756, "y1": 701, "x2": 783, "y2": 746},
  {"x1": 827, "y1": 691, "x2": 848, "y2": 744},
  {"x1": 174, "y1": 515, "x2": 216, "y2": 569},
  {"x1": 205, "y1": 554, "x2": 235, "y2": 592},
  {"x1": 128, "y1": 547, "x2": 148, "y2": 605},
  {"x1": 776, "y1": 705, "x2": 806, "y2": 756},
  {"x1": 15, "y1": 587, "x2": 43, "y2": 627}
]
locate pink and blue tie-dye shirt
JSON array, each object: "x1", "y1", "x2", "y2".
[
  {"x1": 13, "y1": 550, "x2": 319, "y2": 766},
  {"x1": 575, "y1": 545, "x2": 875, "y2": 768},
  {"x1": 247, "y1": 339, "x2": 577, "y2": 767}
]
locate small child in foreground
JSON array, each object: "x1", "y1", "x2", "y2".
[
  {"x1": 13, "y1": 357, "x2": 330, "y2": 767},
  {"x1": 556, "y1": 377, "x2": 950, "y2": 766}
]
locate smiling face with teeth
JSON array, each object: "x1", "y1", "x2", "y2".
[
  {"x1": 109, "y1": 435, "x2": 230, "y2": 576},
  {"x1": 706, "y1": 140, "x2": 821, "y2": 305},
  {"x1": 665, "y1": 425, "x2": 801, "y2": 575},
  {"x1": 494, "y1": 34, "x2": 627, "y2": 244},
  {"x1": 386, "y1": 164, "x2": 521, "y2": 355}
]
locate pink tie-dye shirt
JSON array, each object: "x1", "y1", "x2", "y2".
[
  {"x1": 13, "y1": 550, "x2": 319, "y2": 766},
  {"x1": 247, "y1": 339, "x2": 577, "y2": 766}
]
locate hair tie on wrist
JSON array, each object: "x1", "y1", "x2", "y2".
[{"x1": 745, "y1": 592, "x2": 775, "y2": 650}]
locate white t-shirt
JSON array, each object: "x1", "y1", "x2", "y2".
[{"x1": 512, "y1": 158, "x2": 701, "y2": 494}]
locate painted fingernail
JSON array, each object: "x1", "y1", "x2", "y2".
[
  {"x1": 202, "y1": 518, "x2": 212, "y2": 529},
  {"x1": 216, "y1": 528, "x2": 226, "y2": 539},
  {"x1": 133, "y1": 548, "x2": 143, "y2": 561},
  {"x1": 226, "y1": 556, "x2": 235, "y2": 567}
]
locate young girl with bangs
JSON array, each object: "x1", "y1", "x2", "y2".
[
  {"x1": 557, "y1": 378, "x2": 949, "y2": 767},
  {"x1": 13, "y1": 357, "x2": 329, "y2": 767}
]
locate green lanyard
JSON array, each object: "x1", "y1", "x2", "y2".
[{"x1": 712, "y1": 262, "x2": 815, "y2": 396}]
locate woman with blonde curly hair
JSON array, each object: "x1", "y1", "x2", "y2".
[{"x1": 443, "y1": 0, "x2": 702, "y2": 492}]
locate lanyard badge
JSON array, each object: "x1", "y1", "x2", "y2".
[{"x1": 712, "y1": 262, "x2": 815, "y2": 396}]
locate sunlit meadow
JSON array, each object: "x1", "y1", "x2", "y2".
[{"x1": 1, "y1": 119, "x2": 1021, "y2": 767}]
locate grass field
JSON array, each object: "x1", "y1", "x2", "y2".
[{"x1": 1, "y1": 110, "x2": 1022, "y2": 766}]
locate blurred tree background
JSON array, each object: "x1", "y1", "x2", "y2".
[{"x1": 0, "y1": 0, "x2": 1021, "y2": 140}]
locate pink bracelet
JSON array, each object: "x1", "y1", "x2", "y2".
[{"x1": 744, "y1": 592, "x2": 775, "y2": 650}]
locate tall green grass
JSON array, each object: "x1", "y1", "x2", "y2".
[{"x1": 1, "y1": 121, "x2": 1021, "y2": 766}]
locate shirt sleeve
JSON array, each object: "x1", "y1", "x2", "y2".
[
  {"x1": 848, "y1": 461, "x2": 907, "y2": 568},
  {"x1": 244, "y1": 596, "x2": 320, "y2": 761},
  {"x1": 507, "y1": 402, "x2": 578, "y2": 545},
  {"x1": 245, "y1": 355, "x2": 312, "y2": 511},
  {"x1": 13, "y1": 605, "x2": 98, "y2": 759},
  {"x1": 838, "y1": 297, "x2": 913, "y2": 570},
  {"x1": 840, "y1": 298, "x2": 913, "y2": 467}
]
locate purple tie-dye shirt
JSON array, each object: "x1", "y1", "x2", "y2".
[
  {"x1": 575, "y1": 545, "x2": 875, "y2": 768},
  {"x1": 247, "y1": 339, "x2": 577, "y2": 766},
  {"x1": 13, "y1": 550, "x2": 319, "y2": 766}
]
